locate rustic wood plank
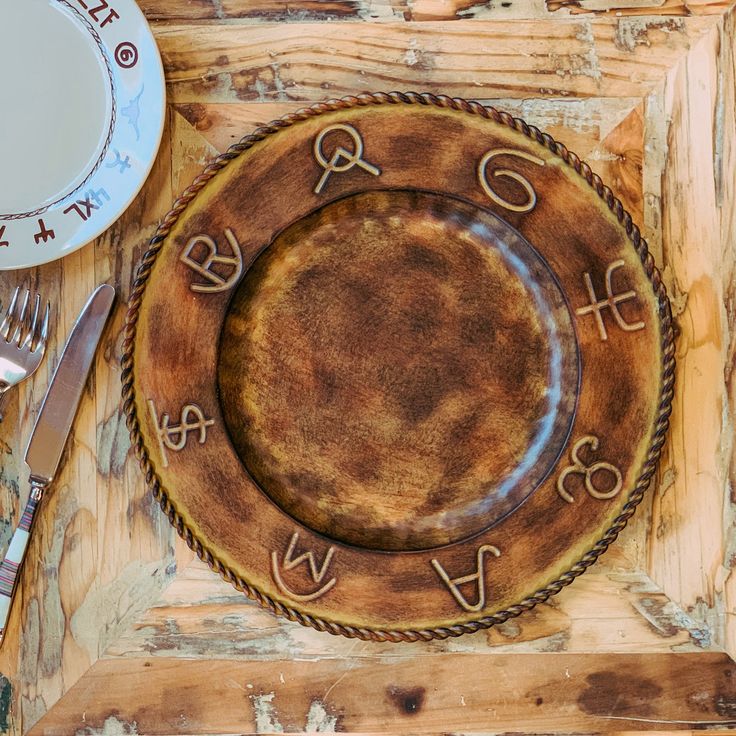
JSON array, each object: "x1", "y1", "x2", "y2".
[
  {"x1": 0, "y1": 245, "x2": 99, "y2": 736},
  {"x1": 137, "y1": 0, "x2": 734, "y2": 20},
  {"x1": 172, "y1": 96, "x2": 639, "y2": 157},
  {"x1": 29, "y1": 653, "x2": 736, "y2": 733},
  {"x1": 0, "y1": 110, "x2": 190, "y2": 736},
  {"x1": 139, "y1": 0, "x2": 404, "y2": 21},
  {"x1": 547, "y1": 0, "x2": 734, "y2": 15},
  {"x1": 170, "y1": 107, "x2": 221, "y2": 195},
  {"x1": 105, "y1": 559, "x2": 713, "y2": 659},
  {"x1": 152, "y1": 18, "x2": 718, "y2": 103},
  {"x1": 645, "y1": 18, "x2": 736, "y2": 661},
  {"x1": 1, "y1": 6, "x2": 735, "y2": 733},
  {"x1": 720, "y1": 5, "x2": 736, "y2": 666},
  {"x1": 87, "y1": 106, "x2": 182, "y2": 671},
  {"x1": 591, "y1": 102, "x2": 644, "y2": 222}
]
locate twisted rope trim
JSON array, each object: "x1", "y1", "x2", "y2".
[{"x1": 121, "y1": 91, "x2": 675, "y2": 643}]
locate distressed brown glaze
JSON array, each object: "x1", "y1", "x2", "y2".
[
  {"x1": 123, "y1": 93, "x2": 674, "y2": 639},
  {"x1": 219, "y1": 190, "x2": 578, "y2": 550}
]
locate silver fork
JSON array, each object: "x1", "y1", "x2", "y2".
[{"x1": 0, "y1": 288, "x2": 51, "y2": 423}]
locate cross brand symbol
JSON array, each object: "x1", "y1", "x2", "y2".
[{"x1": 575, "y1": 259, "x2": 645, "y2": 341}]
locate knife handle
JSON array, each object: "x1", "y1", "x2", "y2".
[{"x1": 0, "y1": 481, "x2": 45, "y2": 644}]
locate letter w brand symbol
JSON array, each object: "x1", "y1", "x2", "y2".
[{"x1": 271, "y1": 533, "x2": 337, "y2": 603}]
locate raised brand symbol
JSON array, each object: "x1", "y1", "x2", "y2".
[
  {"x1": 115, "y1": 41, "x2": 138, "y2": 68},
  {"x1": 33, "y1": 219, "x2": 55, "y2": 244},
  {"x1": 148, "y1": 399, "x2": 215, "y2": 468},
  {"x1": 431, "y1": 544, "x2": 501, "y2": 613},
  {"x1": 107, "y1": 150, "x2": 131, "y2": 174},
  {"x1": 557, "y1": 435, "x2": 623, "y2": 503},
  {"x1": 271, "y1": 532, "x2": 337, "y2": 602},
  {"x1": 575, "y1": 259, "x2": 645, "y2": 341},
  {"x1": 180, "y1": 228, "x2": 244, "y2": 293},
  {"x1": 478, "y1": 148, "x2": 545, "y2": 213},
  {"x1": 313, "y1": 124, "x2": 381, "y2": 194}
]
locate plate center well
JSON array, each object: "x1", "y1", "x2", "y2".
[
  {"x1": 218, "y1": 190, "x2": 579, "y2": 551},
  {"x1": 0, "y1": 0, "x2": 113, "y2": 215}
]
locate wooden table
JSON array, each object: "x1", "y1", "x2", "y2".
[{"x1": 1, "y1": 0, "x2": 735, "y2": 732}]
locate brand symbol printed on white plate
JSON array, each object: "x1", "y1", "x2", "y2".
[{"x1": 0, "y1": 0, "x2": 166, "y2": 270}]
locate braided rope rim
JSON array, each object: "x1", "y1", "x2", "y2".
[{"x1": 121, "y1": 91, "x2": 675, "y2": 643}]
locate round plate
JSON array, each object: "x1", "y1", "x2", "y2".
[
  {"x1": 0, "y1": 0, "x2": 165, "y2": 271},
  {"x1": 123, "y1": 93, "x2": 674, "y2": 641}
]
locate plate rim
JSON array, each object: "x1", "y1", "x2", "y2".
[
  {"x1": 121, "y1": 91, "x2": 675, "y2": 643},
  {"x1": 0, "y1": 0, "x2": 166, "y2": 271}
]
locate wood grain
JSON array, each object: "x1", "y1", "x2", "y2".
[
  {"x1": 137, "y1": 0, "x2": 735, "y2": 19},
  {"x1": 29, "y1": 653, "x2": 736, "y2": 734},
  {"x1": 0, "y1": 111, "x2": 186, "y2": 736},
  {"x1": 0, "y1": 0, "x2": 734, "y2": 731},
  {"x1": 153, "y1": 18, "x2": 718, "y2": 103},
  {"x1": 646, "y1": 17, "x2": 736, "y2": 658},
  {"x1": 106, "y1": 558, "x2": 714, "y2": 657},
  {"x1": 547, "y1": 0, "x2": 735, "y2": 15},
  {"x1": 174, "y1": 96, "x2": 639, "y2": 154}
]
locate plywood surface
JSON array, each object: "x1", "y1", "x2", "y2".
[{"x1": 0, "y1": 0, "x2": 735, "y2": 733}]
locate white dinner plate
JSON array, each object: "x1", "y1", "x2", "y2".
[{"x1": 0, "y1": 0, "x2": 165, "y2": 270}]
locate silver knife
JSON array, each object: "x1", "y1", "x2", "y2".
[{"x1": 0, "y1": 284, "x2": 115, "y2": 643}]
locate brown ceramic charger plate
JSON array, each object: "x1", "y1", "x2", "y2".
[{"x1": 122, "y1": 92, "x2": 674, "y2": 642}]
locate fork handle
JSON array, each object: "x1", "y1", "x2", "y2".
[{"x1": 0, "y1": 481, "x2": 45, "y2": 644}]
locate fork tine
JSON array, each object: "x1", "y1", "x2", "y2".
[
  {"x1": 9, "y1": 290, "x2": 30, "y2": 346},
  {"x1": 22, "y1": 294, "x2": 41, "y2": 350},
  {"x1": 0, "y1": 287, "x2": 19, "y2": 341},
  {"x1": 38, "y1": 301, "x2": 50, "y2": 350}
]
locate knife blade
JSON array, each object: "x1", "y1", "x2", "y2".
[
  {"x1": 0, "y1": 283, "x2": 115, "y2": 643},
  {"x1": 25, "y1": 283, "x2": 115, "y2": 483}
]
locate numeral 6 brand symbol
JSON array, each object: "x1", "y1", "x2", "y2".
[
  {"x1": 115, "y1": 41, "x2": 138, "y2": 68},
  {"x1": 557, "y1": 435, "x2": 623, "y2": 503},
  {"x1": 477, "y1": 148, "x2": 545, "y2": 213}
]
